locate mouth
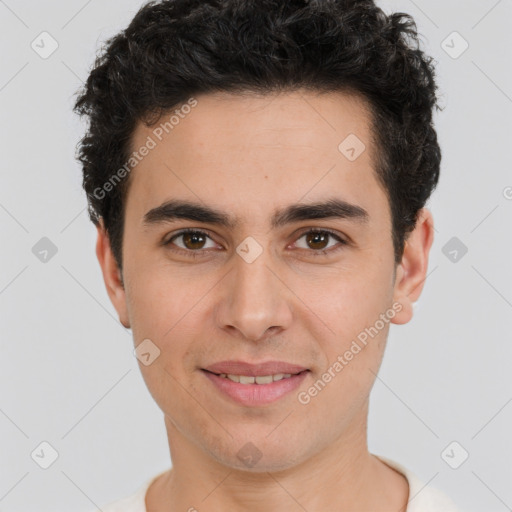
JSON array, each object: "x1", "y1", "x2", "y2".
[
  {"x1": 202, "y1": 368, "x2": 309, "y2": 384},
  {"x1": 200, "y1": 367, "x2": 310, "y2": 406}
]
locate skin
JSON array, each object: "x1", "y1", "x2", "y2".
[{"x1": 96, "y1": 89, "x2": 434, "y2": 511}]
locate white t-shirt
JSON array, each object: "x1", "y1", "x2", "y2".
[{"x1": 93, "y1": 454, "x2": 462, "y2": 511}]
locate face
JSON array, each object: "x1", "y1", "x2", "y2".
[{"x1": 97, "y1": 89, "x2": 433, "y2": 472}]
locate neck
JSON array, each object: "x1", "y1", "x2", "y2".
[{"x1": 147, "y1": 403, "x2": 409, "y2": 511}]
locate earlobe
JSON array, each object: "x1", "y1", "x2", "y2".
[
  {"x1": 390, "y1": 208, "x2": 435, "y2": 326},
  {"x1": 95, "y1": 219, "x2": 131, "y2": 329}
]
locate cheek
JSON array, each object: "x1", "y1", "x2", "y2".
[
  {"x1": 299, "y1": 261, "x2": 393, "y2": 341},
  {"x1": 297, "y1": 299, "x2": 391, "y2": 432},
  {"x1": 125, "y1": 263, "x2": 212, "y2": 385},
  {"x1": 124, "y1": 258, "x2": 195, "y2": 340},
  {"x1": 295, "y1": 260, "x2": 393, "y2": 392}
]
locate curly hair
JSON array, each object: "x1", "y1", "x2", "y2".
[{"x1": 73, "y1": 0, "x2": 441, "y2": 270}]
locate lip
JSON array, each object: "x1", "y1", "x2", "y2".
[
  {"x1": 202, "y1": 369, "x2": 309, "y2": 406},
  {"x1": 203, "y1": 360, "x2": 309, "y2": 377}
]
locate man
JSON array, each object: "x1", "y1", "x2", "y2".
[{"x1": 74, "y1": 0, "x2": 461, "y2": 510}]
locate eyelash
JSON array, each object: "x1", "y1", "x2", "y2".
[{"x1": 163, "y1": 228, "x2": 348, "y2": 258}]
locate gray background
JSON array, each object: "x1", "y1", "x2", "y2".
[{"x1": 1, "y1": 0, "x2": 511, "y2": 510}]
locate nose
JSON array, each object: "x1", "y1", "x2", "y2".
[{"x1": 215, "y1": 247, "x2": 293, "y2": 342}]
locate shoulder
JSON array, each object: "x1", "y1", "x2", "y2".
[
  {"x1": 374, "y1": 454, "x2": 463, "y2": 512},
  {"x1": 89, "y1": 471, "x2": 165, "y2": 512}
]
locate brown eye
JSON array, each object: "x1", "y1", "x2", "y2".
[
  {"x1": 165, "y1": 230, "x2": 217, "y2": 253},
  {"x1": 305, "y1": 231, "x2": 330, "y2": 250},
  {"x1": 294, "y1": 229, "x2": 347, "y2": 255},
  {"x1": 181, "y1": 231, "x2": 207, "y2": 250}
]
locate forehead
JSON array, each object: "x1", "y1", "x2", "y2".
[
  {"x1": 134, "y1": 89, "x2": 373, "y2": 153},
  {"x1": 125, "y1": 89, "x2": 388, "y2": 227}
]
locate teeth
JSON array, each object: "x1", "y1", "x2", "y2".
[
  {"x1": 255, "y1": 375, "x2": 273, "y2": 384},
  {"x1": 222, "y1": 372, "x2": 295, "y2": 384}
]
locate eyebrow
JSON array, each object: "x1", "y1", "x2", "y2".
[{"x1": 143, "y1": 197, "x2": 369, "y2": 230}]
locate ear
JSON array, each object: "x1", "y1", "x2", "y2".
[
  {"x1": 95, "y1": 218, "x2": 130, "y2": 328},
  {"x1": 390, "y1": 208, "x2": 435, "y2": 325}
]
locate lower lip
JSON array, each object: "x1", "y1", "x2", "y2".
[{"x1": 202, "y1": 369, "x2": 309, "y2": 406}]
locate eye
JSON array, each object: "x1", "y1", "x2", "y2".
[
  {"x1": 164, "y1": 229, "x2": 218, "y2": 256},
  {"x1": 292, "y1": 228, "x2": 347, "y2": 256},
  {"x1": 163, "y1": 228, "x2": 348, "y2": 258}
]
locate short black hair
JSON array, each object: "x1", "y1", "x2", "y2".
[{"x1": 73, "y1": 0, "x2": 441, "y2": 270}]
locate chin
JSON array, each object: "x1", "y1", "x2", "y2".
[{"x1": 209, "y1": 436, "x2": 309, "y2": 474}]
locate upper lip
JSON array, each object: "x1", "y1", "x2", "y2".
[{"x1": 203, "y1": 360, "x2": 309, "y2": 376}]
